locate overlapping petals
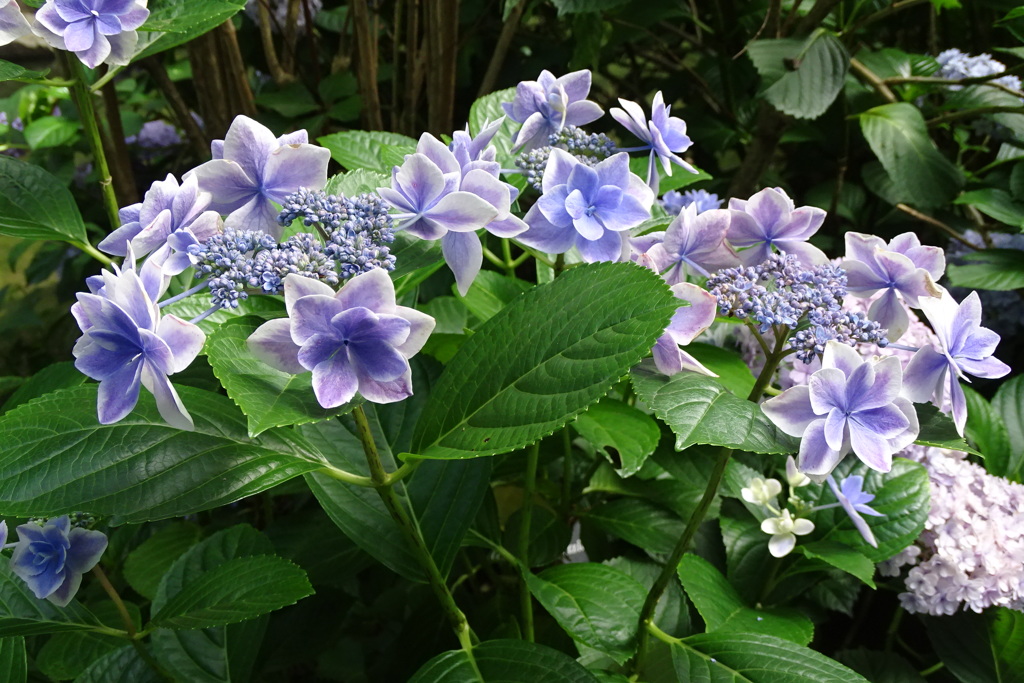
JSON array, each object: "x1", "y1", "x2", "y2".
[
  {"x1": 187, "y1": 115, "x2": 330, "y2": 237},
  {"x1": 247, "y1": 269, "x2": 435, "y2": 408},
  {"x1": 520, "y1": 150, "x2": 653, "y2": 263},
  {"x1": 647, "y1": 205, "x2": 737, "y2": 284},
  {"x1": 35, "y1": 0, "x2": 150, "y2": 69},
  {"x1": 10, "y1": 516, "x2": 107, "y2": 606},
  {"x1": 501, "y1": 69, "x2": 604, "y2": 152},
  {"x1": 651, "y1": 282, "x2": 717, "y2": 377},
  {"x1": 903, "y1": 289, "x2": 1011, "y2": 435},
  {"x1": 761, "y1": 510, "x2": 814, "y2": 558},
  {"x1": 610, "y1": 91, "x2": 697, "y2": 191},
  {"x1": 728, "y1": 187, "x2": 826, "y2": 266},
  {"x1": 762, "y1": 341, "x2": 919, "y2": 479}
]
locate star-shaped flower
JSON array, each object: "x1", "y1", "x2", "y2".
[
  {"x1": 761, "y1": 510, "x2": 814, "y2": 558},
  {"x1": 610, "y1": 91, "x2": 697, "y2": 191},
  {"x1": 728, "y1": 187, "x2": 826, "y2": 266},
  {"x1": 827, "y1": 475, "x2": 883, "y2": 548},
  {"x1": 35, "y1": 0, "x2": 150, "y2": 69},
  {"x1": 502, "y1": 69, "x2": 604, "y2": 152},
  {"x1": 10, "y1": 516, "x2": 107, "y2": 607},
  {"x1": 647, "y1": 205, "x2": 737, "y2": 284}
]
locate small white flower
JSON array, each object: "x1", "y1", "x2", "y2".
[
  {"x1": 786, "y1": 456, "x2": 810, "y2": 488},
  {"x1": 761, "y1": 510, "x2": 814, "y2": 558},
  {"x1": 741, "y1": 477, "x2": 782, "y2": 506}
]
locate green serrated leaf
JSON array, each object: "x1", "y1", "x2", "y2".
[
  {"x1": 858, "y1": 103, "x2": 963, "y2": 208},
  {"x1": 0, "y1": 361, "x2": 85, "y2": 416},
  {"x1": 468, "y1": 89, "x2": 519, "y2": 162},
  {"x1": 0, "y1": 562, "x2": 98, "y2": 637},
  {"x1": 677, "y1": 554, "x2": 814, "y2": 645},
  {"x1": 796, "y1": 541, "x2": 876, "y2": 587},
  {"x1": 992, "y1": 374, "x2": 1024, "y2": 480},
  {"x1": 23, "y1": 116, "x2": 79, "y2": 150},
  {"x1": 954, "y1": 189, "x2": 1024, "y2": 228},
  {"x1": 75, "y1": 646, "x2": 163, "y2": 683},
  {"x1": 36, "y1": 604, "x2": 128, "y2": 681},
  {"x1": 409, "y1": 639, "x2": 600, "y2": 682},
  {"x1": 0, "y1": 385, "x2": 325, "y2": 523},
  {"x1": 748, "y1": 31, "x2": 850, "y2": 119},
  {"x1": 0, "y1": 60, "x2": 48, "y2": 82},
  {"x1": 133, "y1": 0, "x2": 246, "y2": 59},
  {"x1": 574, "y1": 399, "x2": 660, "y2": 476},
  {"x1": 0, "y1": 156, "x2": 89, "y2": 244},
  {"x1": 206, "y1": 316, "x2": 360, "y2": 436},
  {"x1": 526, "y1": 563, "x2": 647, "y2": 664},
  {"x1": 914, "y1": 403, "x2": 981, "y2": 455},
  {"x1": 631, "y1": 364, "x2": 797, "y2": 454},
  {"x1": 946, "y1": 248, "x2": 1024, "y2": 291},
  {"x1": 963, "y1": 386, "x2": 1012, "y2": 475},
  {"x1": 324, "y1": 168, "x2": 390, "y2": 197},
  {"x1": 124, "y1": 523, "x2": 203, "y2": 600},
  {"x1": 456, "y1": 270, "x2": 532, "y2": 323},
  {"x1": 583, "y1": 498, "x2": 684, "y2": 556},
  {"x1": 317, "y1": 130, "x2": 418, "y2": 173},
  {"x1": 412, "y1": 262, "x2": 677, "y2": 459}
]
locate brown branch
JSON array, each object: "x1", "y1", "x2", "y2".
[
  {"x1": 882, "y1": 74, "x2": 1024, "y2": 100},
  {"x1": 256, "y1": 0, "x2": 294, "y2": 84},
  {"x1": 351, "y1": 0, "x2": 384, "y2": 130},
  {"x1": 849, "y1": 56, "x2": 898, "y2": 103},
  {"x1": 727, "y1": 102, "x2": 790, "y2": 199},
  {"x1": 895, "y1": 203, "x2": 976, "y2": 249},
  {"x1": 99, "y1": 79, "x2": 138, "y2": 206},
  {"x1": 792, "y1": 0, "x2": 843, "y2": 34},
  {"x1": 141, "y1": 57, "x2": 209, "y2": 160},
  {"x1": 477, "y1": 0, "x2": 526, "y2": 98}
]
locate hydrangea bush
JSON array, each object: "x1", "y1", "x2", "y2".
[{"x1": 0, "y1": 1, "x2": 1022, "y2": 680}]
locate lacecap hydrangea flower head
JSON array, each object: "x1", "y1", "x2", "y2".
[
  {"x1": 10, "y1": 516, "x2": 107, "y2": 607},
  {"x1": 35, "y1": 0, "x2": 150, "y2": 69}
]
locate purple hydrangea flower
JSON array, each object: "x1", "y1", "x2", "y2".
[
  {"x1": 247, "y1": 269, "x2": 435, "y2": 408},
  {"x1": 72, "y1": 254, "x2": 206, "y2": 429},
  {"x1": 186, "y1": 115, "x2": 330, "y2": 237},
  {"x1": 903, "y1": 289, "x2": 1011, "y2": 436},
  {"x1": 660, "y1": 188, "x2": 722, "y2": 216},
  {"x1": 10, "y1": 516, "x2": 107, "y2": 607},
  {"x1": 98, "y1": 174, "x2": 222, "y2": 274},
  {"x1": 827, "y1": 475, "x2": 883, "y2": 548},
  {"x1": 0, "y1": 0, "x2": 32, "y2": 46},
  {"x1": 127, "y1": 120, "x2": 182, "y2": 150},
  {"x1": 842, "y1": 232, "x2": 944, "y2": 341},
  {"x1": 728, "y1": 187, "x2": 827, "y2": 266},
  {"x1": 610, "y1": 91, "x2": 697, "y2": 191},
  {"x1": 647, "y1": 205, "x2": 738, "y2": 283},
  {"x1": 762, "y1": 341, "x2": 919, "y2": 479},
  {"x1": 520, "y1": 150, "x2": 653, "y2": 262},
  {"x1": 501, "y1": 69, "x2": 604, "y2": 152},
  {"x1": 651, "y1": 282, "x2": 718, "y2": 377},
  {"x1": 35, "y1": 0, "x2": 150, "y2": 69}
]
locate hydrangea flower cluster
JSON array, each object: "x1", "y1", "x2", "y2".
[
  {"x1": 514, "y1": 126, "x2": 617, "y2": 192},
  {"x1": 880, "y1": 446, "x2": 1024, "y2": 615},
  {"x1": 7, "y1": 515, "x2": 107, "y2": 607},
  {"x1": 660, "y1": 188, "x2": 722, "y2": 215},
  {"x1": 936, "y1": 48, "x2": 1023, "y2": 93}
]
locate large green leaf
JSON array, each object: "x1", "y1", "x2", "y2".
[
  {"x1": 468, "y1": 88, "x2": 519, "y2": 162},
  {"x1": 456, "y1": 270, "x2": 532, "y2": 324},
  {"x1": 409, "y1": 639, "x2": 600, "y2": 682},
  {"x1": 0, "y1": 385, "x2": 325, "y2": 523},
  {"x1": 926, "y1": 609, "x2": 1024, "y2": 683},
  {"x1": 796, "y1": 541, "x2": 876, "y2": 588},
  {"x1": 207, "y1": 316, "x2": 360, "y2": 436},
  {"x1": 665, "y1": 632, "x2": 869, "y2": 682},
  {"x1": 631, "y1": 365, "x2": 797, "y2": 455},
  {"x1": 747, "y1": 31, "x2": 850, "y2": 120},
  {"x1": 0, "y1": 562, "x2": 98, "y2": 637},
  {"x1": 324, "y1": 168, "x2": 390, "y2": 197},
  {"x1": 0, "y1": 156, "x2": 89, "y2": 244},
  {"x1": 946, "y1": 249, "x2": 1024, "y2": 291},
  {"x1": 573, "y1": 399, "x2": 660, "y2": 477},
  {"x1": 161, "y1": 294, "x2": 285, "y2": 335},
  {"x1": 151, "y1": 526, "x2": 273, "y2": 683},
  {"x1": 677, "y1": 554, "x2": 814, "y2": 645},
  {"x1": 412, "y1": 262, "x2": 677, "y2": 459},
  {"x1": 0, "y1": 637, "x2": 25, "y2": 683},
  {"x1": 36, "y1": 603, "x2": 139, "y2": 681},
  {"x1": 133, "y1": 0, "x2": 246, "y2": 60},
  {"x1": 992, "y1": 374, "x2": 1024, "y2": 480},
  {"x1": 583, "y1": 498, "x2": 684, "y2": 556},
  {"x1": 525, "y1": 563, "x2": 647, "y2": 664},
  {"x1": 0, "y1": 361, "x2": 85, "y2": 416},
  {"x1": 23, "y1": 116, "x2": 79, "y2": 150},
  {"x1": 123, "y1": 523, "x2": 203, "y2": 600},
  {"x1": 963, "y1": 386, "x2": 1012, "y2": 476},
  {"x1": 954, "y1": 189, "x2": 1024, "y2": 229},
  {"x1": 317, "y1": 130, "x2": 418, "y2": 173},
  {"x1": 75, "y1": 646, "x2": 163, "y2": 683},
  {"x1": 858, "y1": 103, "x2": 963, "y2": 208},
  {"x1": 914, "y1": 403, "x2": 981, "y2": 456},
  {"x1": 684, "y1": 343, "x2": 757, "y2": 398}
]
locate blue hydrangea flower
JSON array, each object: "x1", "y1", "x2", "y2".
[
  {"x1": 647, "y1": 205, "x2": 737, "y2": 283},
  {"x1": 72, "y1": 254, "x2": 206, "y2": 429},
  {"x1": 520, "y1": 150, "x2": 653, "y2": 262},
  {"x1": 827, "y1": 475, "x2": 883, "y2": 548},
  {"x1": 35, "y1": 0, "x2": 150, "y2": 69},
  {"x1": 660, "y1": 189, "x2": 722, "y2": 216},
  {"x1": 937, "y1": 48, "x2": 1023, "y2": 93},
  {"x1": 247, "y1": 269, "x2": 435, "y2": 408},
  {"x1": 728, "y1": 187, "x2": 827, "y2": 266},
  {"x1": 127, "y1": 120, "x2": 182, "y2": 149},
  {"x1": 0, "y1": 0, "x2": 32, "y2": 46},
  {"x1": 762, "y1": 341, "x2": 919, "y2": 479},
  {"x1": 514, "y1": 126, "x2": 617, "y2": 192},
  {"x1": 610, "y1": 91, "x2": 697, "y2": 191},
  {"x1": 903, "y1": 289, "x2": 1011, "y2": 436},
  {"x1": 651, "y1": 282, "x2": 718, "y2": 377},
  {"x1": 10, "y1": 516, "x2": 107, "y2": 607},
  {"x1": 501, "y1": 69, "x2": 604, "y2": 152},
  {"x1": 187, "y1": 115, "x2": 330, "y2": 237}
]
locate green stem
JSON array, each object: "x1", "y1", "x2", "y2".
[
  {"x1": 517, "y1": 443, "x2": 540, "y2": 642},
  {"x1": 65, "y1": 55, "x2": 120, "y2": 232},
  {"x1": 71, "y1": 240, "x2": 112, "y2": 266},
  {"x1": 351, "y1": 405, "x2": 480, "y2": 669},
  {"x1": 483, "y1": 246, "x2": 506, "y2": 270},
  {"x1": 318, "y1": 463, "x2": 376, "y2": 487},
  {"x1": 646, "y1": 621, "x2": 682, "y2": 645},
  {"x1": 919, "y1": 662, "x2": 944, "y2": 677},
  {"x1": 501, "y1": 238, "x2": 515, "y2": 277},
  {"x1": 89, "y1": 65, "x2": 125, "y2": 92},
  {"x1": 92, "y1": 566, "x2": 173, "y2": 681}
]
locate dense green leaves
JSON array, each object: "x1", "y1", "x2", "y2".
[
  {"x1": 412, "y1": 262, "x2": 677, "y2": 459},
  {"x1": 409, "y1": 639, "x2": 600, "y2": 682},
  {"x1": 748, "y1": 31, "x2": 850, "y2": 119},
  {"x1": 677, "y1": 554, "x2": 814, "y2": 645},
  {"x1": 573, "y1": 399, "x2": 660, "y2": 476},
  {"x1": 0, "y1": 385, "x2": 325, "y2": 523},
  {"x1": 858, "y1": 103, "x2": 963, "y2": 208},
  {"x1": 0, "y1": 562, "x2": 98, "y2": 637},
  {"x1": 914, "y1": 403, "x2": 981, "y2": 456},
  {"x1": 0, "y1": 361, "x2": 85, "y2": 415},
  {"x1": 207, "y1": 316, "x2": 360, "y2": 436},
  {"x1": 926, "y1": 610, "x2": 1024, "y2": 683},
  {"x1": 0, "y1": 156, "x2": 89, "y2": 244},
  {"x1": 583, "y1": 498, "x2": 685, "y2": 556},
  {"x1": 526, "y1": 563, "x2": 647, "y2": 663},
  {"x1": 631, "y1": 365, "x2": 797, "y2": 454},
  {"x1": 36, "y1": 604, "x2": 139, "y2": 680},
  {"x1": 75, "y1": 646, "x2": 163, "y2": 683},
  {"x1": 0, "y1": 637, "x2": 26, "y2": 683},
  {"x1": 991, "y1": 375, "x2": 1024, "y2": 480},
  {"x1": 318, "y1": 130, "x2": 418, "y2": 172},
  {"x1": 796, "y1": 541, "x2": 876, "y2": 588},
  {"x1": 946, "y1": 249, "x2": 1024, "y2": 291}
]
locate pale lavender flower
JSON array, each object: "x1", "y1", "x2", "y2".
[
  {"x1": 826, "y1": 475, "x2": 883, "y2": 548},
  {"x1": 728, "y1": 187, "x2": 827, "y2": 266},
  {"x1": 903, "y1": 289, "x2": 1011, "y2": 436},
  {"x1": 519, "y1": 150, "x2": 653, "y2": 262},
  {"x1": 247, "y1": 269, "x2": 435, "y2": 408},
  {"x1": 610, "y1": 91, "x2": 697, "y2": 191},
  {"x1": 651, "y1": 282, "x2": 718, "y2": 377},
  {"x1": 660, "y1": 189, "x2": 722, "y2": 216},
  {"x1": 761, "y1": 510, "x2": 814, "y2": 558},
  {"x1": 127, "y1": 120, "x2": 182, "y2": 150},
  {"x1": 72, "y1": 253, "x2": 205, "y2": 429},
  {"x1": 0, "y1": 0, "x2": 32, "y2": 46},
  {"x1": 762, "y1": 341, "x2": 919, "y2": 479},
  {"x1": 646, "y1": 205, "x2": 737, "y2": 283},
  {"x1": 98, "y1": 174, "x2": 222, "y2": 275},
  {"x1": 937, "y1": 49, "x2": 1023, "y2": 93},
  {"x1": 0, "y1": 519, "x2": 7, "y2": 547},
  {"x1": 502, "y1": 69, "x2": 604, "y2": 152},
  {"x1": 842, "y1": 232, "x2": 944, "y2": 341},
  {"x1": 10, "y1": 516, "x2": 107, "y2": 607},
  {"x1": 186, "y1": 115, "x2": 330, "y2": 237},
  {"x1": 34, "y1": 0, "x2": 150, "y2": 69}
]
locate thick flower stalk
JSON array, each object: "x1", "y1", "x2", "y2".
[
  {"x1": 247, "y1": 269, "x2": 435, "y2": 408},
  {"x1": 761, "y1": 341, "x2": 919, "y2": 479},
  {"x1": 10, "y1": 516, "x2": 107, "y2": 607},
  {"x1": 502, "y1": 69, "x2": 604, "y2": 152},
  {"x1": 610, "y1": 91, "x2": 697, "y2": 191},
  {"x1": 34, "y1": 0, "x2": 150, "y2": 69}
]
